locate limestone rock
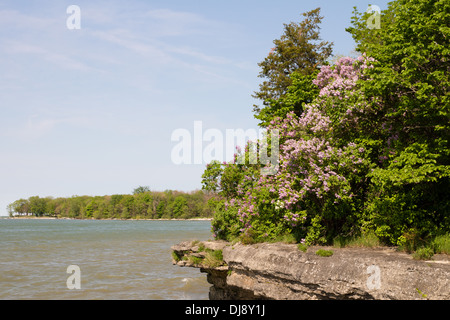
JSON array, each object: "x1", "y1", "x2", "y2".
[{"x1": 171, "y1": 241, "x2": 450, "y2": 300}]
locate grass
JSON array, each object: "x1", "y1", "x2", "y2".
[
  {"x1": 412, "y1": 247, "x2": 434, "y2": 260},
  {"x1": 410, "y1": 233, "x2": 450, "y2": 260},
  {"x1": 332, "y1": 232, "x2": 450, "y2": 260},
  {"x1": 333, "y1": 232, "x2": 381, "y2": 248},
  {"x1": 297, "y1": 243, "x2": 308, "y2": 252},
  {"x1": 172, "y1": 240, "x2": 225, "y2": 267},
  {"x1": 190, "y1": 240, "x2": 205, "y2": 251},
  {"x1": 213, "y1": 230, "x2": 450, "y2": 261},
  {"x1": 203, "y1": 249, "x2": 224, "y2": 268},
  {"x1": 182, "y1": 242, "x2": 225, "y2": 267},
  {"x1": 431, "y1": 234, "x2": 450, "y2": 255},
  {"x1": 187, "y1": 255, "x2": 204, "y2": 266},
  {"x1": 315, "y1": 249, "x2": 333, "y2": 257},
  {"x1": 330, "y1": 232, "x2": 450, "y2": 260},
  {"x1": 171, "y1": 251, "x2": 181, "y2": 262},
  {"x1": 271, "y1": 233, "x2": 298, "y2": 244}
]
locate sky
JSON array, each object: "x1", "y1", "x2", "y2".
[{"x1": 0, "y1": 0, "x2": 391, "y2": 216}]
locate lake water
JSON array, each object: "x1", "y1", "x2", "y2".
[{"x1": 0, "y1": 218, "x2": 212, "y2": 300}]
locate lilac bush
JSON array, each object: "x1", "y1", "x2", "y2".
[
  {"x1": 207, "y1": 0, "x2": 450, "y2": 246},
  {"x1": 206, "y1": 56, "x2": 375, "y2": 244}
]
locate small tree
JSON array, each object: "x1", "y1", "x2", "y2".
[
  {"x1": 133, "y1": 186, "x2": 150, "y2": 195},
  {"x1": 253, "y1": 7, "x2": 333, "y2": 126}
]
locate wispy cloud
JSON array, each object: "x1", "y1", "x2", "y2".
[
  {"x1": 4, "y1": 41, "x2": 94, "y2": 72},
  {"x1": 1, "y1": 5, "x2": 251, "y2": 85},
  {"x1": 0, "y1": 9, "x2": 57, "y2": 30},
  {"x1": 142, "y1": 8, "x2": 216, "y2": 37},
  {"x1": 86, "y1": 7, "x2": 244, "y2": 68},
  {"x1": 0, "y1": 7, "x2": 95, "y2": 72},
  {"x1": 90, "y1": 29, "x2": 172, "y2": 63},
  {"x1": 2, "y1": 114, "x2": 91, "y2": 141}
]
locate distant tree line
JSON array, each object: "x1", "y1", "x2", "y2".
[{"x1": 7, "y1": 187, "x2": 215, "y2": 219}]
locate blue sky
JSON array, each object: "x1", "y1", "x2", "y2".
[{"x1": 0, "y1": 0, "x2": 390, "y2": 215}]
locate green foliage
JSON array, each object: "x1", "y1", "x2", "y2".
[
  {"x1": 202, "y1": 0, "x2": 449, "y2": 248},
  {"x1": 201, "y1": 160, "x2": 223, "y2": 193},
  {"x1": 187, "y1": 255, "x2": 203, "y2": 266},
  {"x1": 133, "y1": 186, "x2": 150, "y2": 195},
  {"x1": 172, "y1": 196, "x2": 188, "y2": 218},
  {"x1": 253, "y1": 7, "x2": 333, "y2": 126},
  {"x1": 297, "y1": 243, "x2": 308, "y2": 252},
  {"x1": 8, "y1": 198, "x2": 30, "y2": 216},
  {"x1": 346, "y1": 0, "x2": 450, "y2": 245},
  {"x1": 432, "y1": 234, "x2": 450, "y2": 255},
  {"x1": 333, "y1": 232, "x2": 381, "y2": 248},
  {"x1": 256, "y1": 71, "x2": 320, "y2": 127},
  {"x1": 315, "y1": 249, "x2": 333, "y2": 257},
  {"x1": 171, "y1": 251, "x2": 182, "y2": 262},
  {"x1": 8, "y1": 189, "x2": 214, "y2": 220},
  {"x1": 396, "y1": 233, "x2": 450, "y2": 259},
  {"x1": 180, "y1": 248, "x2": 225, "y2": 268},
  {"x1": 210, "y1": 200, "x2": 242, "y2": 241},
  {"x1": 412, "y1": 247, "x2": 435, "y2": 260},
  {"x1": 203, "y1": 249, "x2": 224, "y2": 268},
  {"x1": 28, "y1": 196, "x2": 48, "y2": 217}
]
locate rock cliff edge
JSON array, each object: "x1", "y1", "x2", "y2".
[{"x1": 171, "y1": 241, "x2": 449, "y2": 300}]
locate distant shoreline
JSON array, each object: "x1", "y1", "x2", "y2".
[{"x1": 7, "y1": 216, "x2": 212, "y2": 221}]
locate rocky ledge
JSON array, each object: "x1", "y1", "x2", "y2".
[{"x1": 171, "y1": 240, "x2": 449, "y2": 300}]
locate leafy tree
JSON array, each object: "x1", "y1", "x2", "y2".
[
  {"x1": 172, "y1": 196, "x2": 188, "y2": 218},
  {"x1": 85, "y1": 200, "x2": 95, "y2": 218},
  {"x1": 8, "y1": 190, "x2": 213, "y2": 219},
  {"x1": 7, "y1": 203, "x2": 14, "y2": 217},
  {"x1": 121, "y1": 195, "x2": 135, "y2": 218},
  {"x1": 207, "y1": 0, "x2": 449, "y2": 245},
  {"x1": 45, "y1": 198, "x2": 57, "y2": 217},
  {"x1": 133, "y1": 186, "x2": 150, "y2": 195},
  {"x1": 156, "y1": 200, "x2": 166, "y2": 219},
  {"x1": 253, "y1": 7, "x2": 333, "y2": 126},
  {"x1": 256, "y1": 71, "x2": 320, "y2": 127},
  {"x1": 67, "y1": 196, "x2": 84, "y2": 218},
  {"x1": 134, "y1": 192, "x2": 153, "y2": 218},
  {"x1": 8, "y1": 199, "x2": 29, "y2": 216},
  {"x1": 201, "y1": 160, "x2": 223, "y2": 193},
  {"x1": 346, "y1": 0, "x2": 450, "y2": 243},
  {"x1": 28, "y1": 196, "x2": 48, "y2": 217}
]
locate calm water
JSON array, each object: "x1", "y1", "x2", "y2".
[{"x1": 0, "y1": 218, "x2": 212, "y2": 300}]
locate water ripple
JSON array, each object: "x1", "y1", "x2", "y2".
[{"x1": 0, "y1": 219, "x2": 212, "y2": 300}]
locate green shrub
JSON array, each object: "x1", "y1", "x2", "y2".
[
  {"x1": 333, "y1": 232, "x2": 381, "y2": 248},
  {"x1": 187, "y1": 256, "x2": 203, "y2": 266},
  {"x1": 297, "y1": 243, "x2": 308, "y2": 252},
  {"x1": 412, "y1": 247, "x2": 434, "y2": 260},
  {"x1": 171, "y1": 251, "x2": 181, "y2": 262},
  {"x1": 203, "y1": 249, "x2": 224, "y2": 268},
  {"x1": 272, "y1": 233, "x2": 298, "y2": 244},
  {"x1": 432, "y1": 234, "x2": 450, "y2": 255},
  {"x1": 203, "y1": 0, "x2": 450, "y2": 247},
  {"x1": 315, "y1": 249, "x2": 333, "y2": 257}
]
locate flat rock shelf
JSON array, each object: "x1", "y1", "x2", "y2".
[{"x1": 171, "y1": 240, "x2": 450, "y2": 300}]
